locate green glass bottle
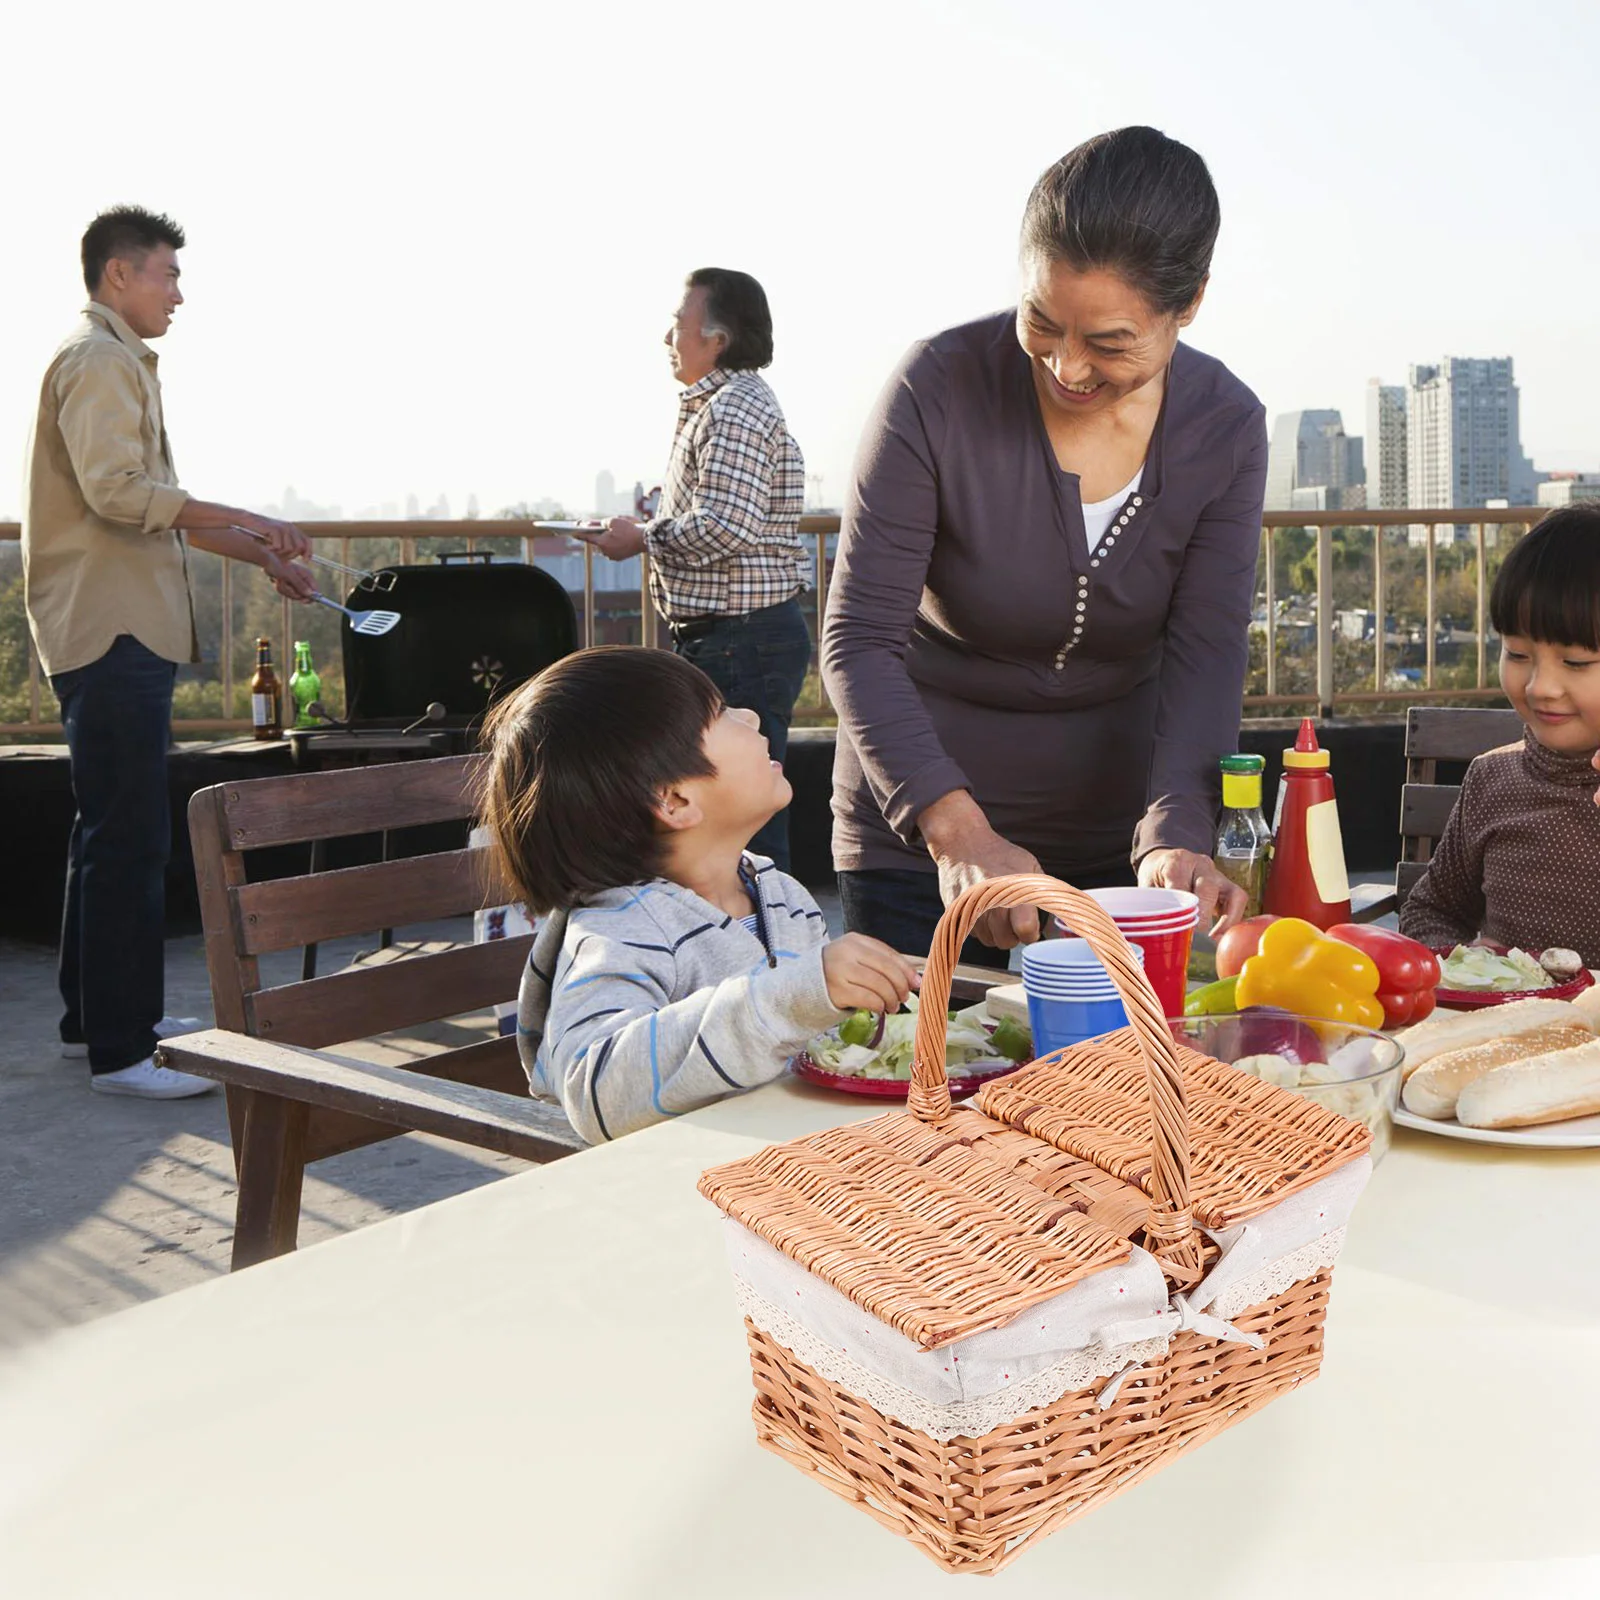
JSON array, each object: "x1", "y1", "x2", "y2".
[{"x1": 289, "y1": 640, "x2": 322, "y2": 729}]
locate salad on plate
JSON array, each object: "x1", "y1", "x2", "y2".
[
  {"x1": 1438, "y1": 944, "x2": 1555, "y2": 993},
  {"x1": 802, "y1": 995, "x2": 1032, "y2": 1082}
]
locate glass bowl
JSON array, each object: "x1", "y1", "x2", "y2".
[{"x1": 1168, "y1": 1011, "x2": 1406, "y2": 1163}]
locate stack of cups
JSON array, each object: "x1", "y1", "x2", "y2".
[
  {"x1": 1054, "y1": 888, "x2": 1201, "y2": 1020},
  {"x1": 1021, "y1": 939, "x2": 1146, "y2": 1057}
]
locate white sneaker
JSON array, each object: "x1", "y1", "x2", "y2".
[
  {"x1": 62, "y1": 1016, "x2": 203, "y2": 1061},
  {"x1": 90, "y1": 1057, "x2": 217, "y2": 1099}
]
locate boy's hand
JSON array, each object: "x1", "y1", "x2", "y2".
[{"x1": 822, "y1": 934, "x2": 921, "y2": 1014}]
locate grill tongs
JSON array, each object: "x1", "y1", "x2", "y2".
[{"x1": 229, "y1": 525, "x2": 398, "y2": 593}]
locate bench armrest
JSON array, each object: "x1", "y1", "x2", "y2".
[
  {"x1": 1348, "y1": 890, "x2": 1399, "y2": 924},
  {"x1": 156, "y1": 1029, "x2": 587, "y2": 1163}
]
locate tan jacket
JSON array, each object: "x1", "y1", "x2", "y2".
[{"x1": 22, "y1": 302, "x2": 197, "y2": 676}]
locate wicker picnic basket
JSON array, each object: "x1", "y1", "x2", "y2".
[{"x1": 699, "y1": 876, "x2": 1373, "y2": 1574}]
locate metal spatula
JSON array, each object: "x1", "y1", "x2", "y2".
[{"x1": 312, "y1": 593, "x2": 401, "y2": 636}]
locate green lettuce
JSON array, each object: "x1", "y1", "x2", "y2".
[
  {"x1": 806, "y1": 997, "x2": 1031, "y2": 1080},
  {"x1": 1440, "y1": 944, "x2": 1552, "y2": 992}
]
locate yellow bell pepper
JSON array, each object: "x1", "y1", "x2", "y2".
[{"x1": 1233, "y1": 917, "x2": 1385, "y2": 1028}]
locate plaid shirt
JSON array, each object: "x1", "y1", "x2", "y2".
[{"x1": 643, "y1": 367, "x2": 810, "y2": 620}]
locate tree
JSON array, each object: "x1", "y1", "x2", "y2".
[{"x1": 0, "y1": 569, "x2": 33, "y2": 726}]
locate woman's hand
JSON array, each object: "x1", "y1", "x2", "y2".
[
  {"x1": 1139, "y1": 848, "x2": 1247, "y2": 936},
  {"x1": 919, "y1": 791, "x2": 1042, "y2": 949}
]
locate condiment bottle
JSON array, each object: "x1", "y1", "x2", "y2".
[
  {"x1": 289, "y1": 640, "x2": 322, "y2": 729},
  {"x1": 1262, "y1": 719, "x2": 1350, "y2": 928},
  {"x1": 250, "y1": 637, "x2": 283, "y2": 741},
  {"x1": 1215, "y1": 754, "x2": 1273, "y2": 919}
]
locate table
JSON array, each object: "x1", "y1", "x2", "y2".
[{"x1": 1, "y1": 1078, "x2": 1597, "y2": 1599}]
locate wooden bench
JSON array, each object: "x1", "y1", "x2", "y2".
[
  {"x1": 161, "y1": 754, "x2": 585, "y2": 1270},
  {"x1": 1356, "y1": 704, "x2": 1522, "y2": 922},
  {"x1": 162, "y1": 752, "x2": 1014, "y2": 1269}
]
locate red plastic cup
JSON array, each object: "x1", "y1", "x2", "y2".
[{"x1": 1055, "y1": 889, "x2": 1199, "y2": 1019}]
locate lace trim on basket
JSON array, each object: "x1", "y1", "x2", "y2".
[
  {"x1": 733, "y1": 1278, "x2": 1170, "y2": 1444},
  {"x1": 1208, "y1": 1228, "x2": 1346, "y2": 1321}
]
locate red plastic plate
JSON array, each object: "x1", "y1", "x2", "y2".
[
  {"x1": 790, "y1": 1051, "x2": 1025, "y2": 1100},
  {"x1": 1432, "y1": 945, "x2": 1595, "y2": 1011}
]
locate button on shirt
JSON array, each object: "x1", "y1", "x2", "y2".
[
  {"x1": 22, "y1": 302, "x2": 197, "y2": 676},
  {"x1": 642, "y1": 367, "x2": 810, "y2": 621}
]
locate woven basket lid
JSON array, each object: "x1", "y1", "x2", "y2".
[
  {"x1": 699, "y1": 1104, "x2": 1141, "y2": 1350},
  {"x1": 974, "y1": 1028, "x2": 1371, "y2": 1231}
]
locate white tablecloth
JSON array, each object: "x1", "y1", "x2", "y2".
[{"x1": 2, "y1": 1078, "x2": 1597, "y2": 1599}]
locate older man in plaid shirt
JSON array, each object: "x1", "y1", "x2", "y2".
[{"x1": 581, "y1": 268, "x2": 813, "y2": 868}]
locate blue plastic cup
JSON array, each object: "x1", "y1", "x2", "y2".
[{"x1": 1021, "y1": 939, "x2": 1144, "y2": 1056}]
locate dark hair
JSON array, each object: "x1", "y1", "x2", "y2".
[
  {"x1": 1490, "y1": 507, "x2": 1600, "y2": 652},
  {"x1": 81, "y1": 205, "x2": 186, "y2": 295},
  {"x1": 1020, "y1": 127, "x2": 1220, "y2": 316},
  {"x1": 686, "y1": 268, "x2": 774, "y2": 370},
  {"x1": 477, "y1": 647, "x2": 722, "y2": 913}
]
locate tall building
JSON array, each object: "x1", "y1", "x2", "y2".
[
  {"x1": 1266, "y1": 410, "x2": 1366, "y2": 511},
  {"x1": 1537, "y1": 473, "x2": 1600, "y2": 509},
  {"x1": 594, "y1": 469, "x2": 618, "y2": 517},
  {"x1": 1364, "y1": 381, "x2": 1408, "y2": 509},
  {"x1": 1406, "y1": 358, "x2": 1537, "y2": 523}
]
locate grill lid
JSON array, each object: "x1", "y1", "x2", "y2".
[{"x1": 341, "y1": 553, "x2": 578, "y2": 725}]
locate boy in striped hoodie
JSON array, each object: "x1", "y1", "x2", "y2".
[{"x1": 478, "y1": 647, "x2": 918, "y2": 1142}]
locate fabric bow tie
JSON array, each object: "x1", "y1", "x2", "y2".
[{"x1": 1092, "y1": 1293, "x2": 1265, "y2": 1410}]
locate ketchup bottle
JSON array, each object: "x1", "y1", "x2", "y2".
[{"x1": 1262, "y1": 719, "x2": 1351, "y2": 928}]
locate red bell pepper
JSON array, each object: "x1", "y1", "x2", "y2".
[{"x1": 1324, "y1": 924, "x2": 1441, "y2": 1028}]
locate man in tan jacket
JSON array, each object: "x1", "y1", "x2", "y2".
[{"x1": 23, "y1": 206, "x2": 317, "y2": 1098}]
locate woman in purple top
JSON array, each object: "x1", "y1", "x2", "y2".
[{"x1": 823, "y1": 127, "x2": 1267, "y2": 958}]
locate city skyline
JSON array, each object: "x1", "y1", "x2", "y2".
[
  {"x1": 1265, "y1": 352, "x2": 1590, "y2": 523},
  {"x1": 3, "y1": 0, "x2": 1598, "y2": 523}
]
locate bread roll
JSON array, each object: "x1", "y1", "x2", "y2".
[
  {"x1": 1455, "y1": 1040, "x2": 1600, "y2": 1129},
  {"x1": 1400, "y1": 1021, "x2": 1595, "y2": 1119},
  {"x1": 1395, "y1": 997, "x2": 1592, "y2": 1079},
  {"x1": 1567, "y1": 981, "x2": 1600, "y2": 1029}
]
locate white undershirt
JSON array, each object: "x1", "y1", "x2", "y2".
[{"x1": 1080, "y1": 466, "x2": 1145, "y2": 554}]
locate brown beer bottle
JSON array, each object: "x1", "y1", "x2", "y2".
[{"x1": 250, "y1": 637, "x2": 283, "y2": 740}]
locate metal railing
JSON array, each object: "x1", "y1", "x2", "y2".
[
  {"x1": 1249, "y1": 507, "x2": 1540, "y2": 716},
  {"x1": 0, "y1": 508, "x2": 1543, "y2": 737}
]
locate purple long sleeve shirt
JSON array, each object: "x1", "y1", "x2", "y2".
[{"x1": 823, "y1": 310, "x2": 1268, "y2": 877}]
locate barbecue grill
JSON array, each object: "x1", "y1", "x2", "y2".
[{"x1": 287, "y1": 551, "x2": 578, "y2": 766}]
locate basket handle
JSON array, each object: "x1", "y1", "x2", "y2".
[{"x1": 911, "y1": 874, "x2": 1197, "y2": 1268}]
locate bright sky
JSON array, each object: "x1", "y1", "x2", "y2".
[{"x1": 3, "y1": 0, "x2": 1596, "y2": 521}]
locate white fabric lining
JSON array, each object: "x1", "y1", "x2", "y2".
[
  {"x1": 1210, "y1": 1229, "x2": 1344, "y2": 1320},
  {"x1": 724, "y1": 1221, "x2": 1171, "y2": 1409},
  {"x1": 737, "y1": 1277, "x2": 1171, "y2": 1443},
  {"x1": 1188, "y1": 1157, "x2": 1371, "y2": 1312},
  {"x1": 736, "y1": 1231, "x2": 1349, "y2": 1443}
]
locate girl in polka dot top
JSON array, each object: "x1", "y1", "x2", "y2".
[{"x1": 1401, "y1": 507, "x2": 1600, "y2": 967}]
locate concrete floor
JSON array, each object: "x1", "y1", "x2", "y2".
[{"x1": 0, "y1": 925, "x2": 533, "y2": 1353}]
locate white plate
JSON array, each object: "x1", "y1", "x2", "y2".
[
  {"x1": 531, "y1": 520, "x2": 605, "y2": 533},
  {"x1": 1393, "y1": 1105, "x2": 1600, "y2": 1148}
]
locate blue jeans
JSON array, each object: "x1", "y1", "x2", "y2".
[
  {"x1": 52, "y1": 635, "x2": 177, "y2": 1073},
  {"x1": 672, "y1": 598, "x2": 812, "y2": 871}
]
